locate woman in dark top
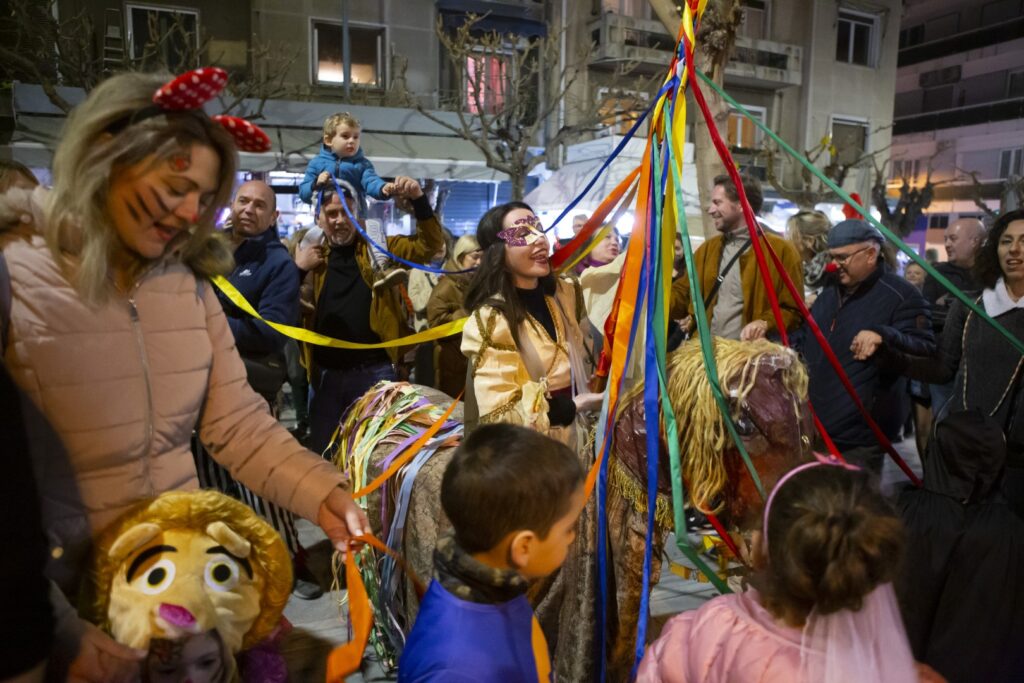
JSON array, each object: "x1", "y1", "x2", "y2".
[{"x1": 886, "y1": 209, "x2": 1024, "y2": 517}]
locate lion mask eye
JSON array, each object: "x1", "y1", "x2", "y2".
[
  {"x1": 137, "y1": 558, "x2": 176, "y2": 595},
  {"x1": 204, "y1": 557, "x2": 240, "y2": 592}
]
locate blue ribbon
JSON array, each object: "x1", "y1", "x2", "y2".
[
  {"x1": 316, "y1": 178, "x2": 478, "y2": 275},
  {"x1": 543, "y1": 78, "x2": 677, "y2": 235}
]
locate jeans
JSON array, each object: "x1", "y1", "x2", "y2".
[{"x1": 308, "y1": 361, "x2": 396, "y2": 456}]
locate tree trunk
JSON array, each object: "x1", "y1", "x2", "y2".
[
  {"x1": 649, "y1": 0, "x2": 740, "y2": 237},
  {"x1": 511, "y1": 173, "x2": 526, "y2": 201}
]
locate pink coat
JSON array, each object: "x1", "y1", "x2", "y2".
[
  {"x1": 0, "y1": 189, "x2": 346, "y2": 595},
  {"x1": 637, "y1": 590, "x2": 804, "y2": 683}
]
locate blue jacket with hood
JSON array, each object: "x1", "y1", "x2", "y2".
[
  {"x1": 217, "y1": 226, "x2": 300, "y2": 358},
  {"x1": 299, "y1": 145, "x2": 387, "y2": 205}
]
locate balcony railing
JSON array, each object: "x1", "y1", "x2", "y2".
[
  {"x1": 897, "y1": 16, "x2": 1024, "y2": 68},
  {"x1": 587, "y1": 13, "x2": 801, "y2": 87},
  {"x1": 893, "y1": 96, "x2": 1024, "y2": 134}
]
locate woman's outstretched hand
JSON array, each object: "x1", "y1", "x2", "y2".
[{"x1": 317, "y1": 486, "x2": 370, "y2": 554}]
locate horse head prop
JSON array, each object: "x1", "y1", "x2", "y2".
[{"x1": 667, "y1": 337, "x2": 813, "y2": 528}]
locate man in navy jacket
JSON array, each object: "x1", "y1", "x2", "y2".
[
  {"x1": 217, "y1": 180, "x2": 299, "y2": 368},
  {"x1": 757, "y1": 219, "x2": 936, "y2": 473}
]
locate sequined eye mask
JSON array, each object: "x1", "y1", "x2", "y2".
[{"x1": 497, "y1": 215, "x2": 545, "y2": 247}]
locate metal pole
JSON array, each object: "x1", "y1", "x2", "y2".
[{"x1": 342, "y1": 0, "x2": 351, "y2": 99}]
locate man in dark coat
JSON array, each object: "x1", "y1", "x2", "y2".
[
  {"x1": 216, "y1": 180, "x2": 300, "y2": 404},
  {"x1": 783, "y1": 219, "x2": 936, "y2": 471},
  {"x1": 921, "y1": 217, "x2": 985, "y2": 414}
]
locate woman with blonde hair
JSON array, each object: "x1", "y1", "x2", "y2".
[
  {"x1": 0, "y1": 71, "x2": 367, "y2": 681},
  {"x1": 786, "y1": 209, "x2": 831, "y2": 300},
  {"x1": 427, "y1": 233, "x2": 482, "y2": 397}
]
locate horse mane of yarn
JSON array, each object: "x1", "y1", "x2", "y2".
[{"x1": 624, "y1": 337, "x2": 808, "y2": 514}]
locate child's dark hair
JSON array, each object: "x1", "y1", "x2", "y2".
[
  {"x1": 756, "y1": 466, "x2": 904, "y2": 623},
  {"x1": 441, "y1": 424, "x2": 584, "y2": 553}
]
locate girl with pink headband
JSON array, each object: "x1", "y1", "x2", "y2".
[{"x1": 638, "y1": 456, "x2": 945, "y2": 683}]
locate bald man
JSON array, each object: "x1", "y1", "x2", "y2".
[
  {"x1": 217, "y1": 180, "x2": 299, "y2": 364},
  {"x1": 923, "y1": 218, "x2": 985, "y2": 329},
  {"x1": 921, "y1": 217, "x2": 985, "y2": 424}
]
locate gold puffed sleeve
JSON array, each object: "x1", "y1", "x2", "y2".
[{"x1": 460, "y1": 306, "x2": 550, "y2": 432}]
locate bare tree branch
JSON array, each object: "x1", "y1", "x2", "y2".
[{"x1": 415, "y1": 13, "x2": 650, "y2": 199}]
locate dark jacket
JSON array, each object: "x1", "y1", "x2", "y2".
[
  {"x1": 299, "y1": 145, "x2": 387, "y2": 205},
  {"x1": 427, "y1": 274, "x2": 471, "y2": 398},
  {"x1": 217, "y1": 226, "x2": 300, "y2": 358},
  {"x1": 300, "y1": 195, "x2": 444, "y2": 368},
  {"x1": 789, "y1": 265, "x2": 935, "y2": 449},
  {"x1": 883, "y1": 298, "x2": 1024, "y2": 464},
  {"x1": 922, "y1": 261, "x2": 980, "y2": 333}
]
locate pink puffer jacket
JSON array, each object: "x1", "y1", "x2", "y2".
[{"x1": 1, "y1": 188, "x2": 346, "y2": 593}]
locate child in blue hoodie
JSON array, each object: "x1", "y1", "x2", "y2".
[
  {"x1": 300, "y1": 111, "x2": 411, "y2": 290},
  {"x1": 398, "y1": 424, "x2": 587, "y2": 682}
]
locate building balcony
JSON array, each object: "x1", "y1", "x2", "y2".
[
  {"x1": 894, "y1": 96, "x2": 1024, "y2": 135},
  {"x1": 726, "y1": 36, "x2": 802, "y2": 89},
  {"x1": 898, "y1": 16, "x2": 1024, "y2": 68},
  {"x1": 587, "y1": 13, "x2": 801, "y2": 88}
]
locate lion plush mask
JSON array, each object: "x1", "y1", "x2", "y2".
[{"x1": 83, "y1": 491, "x2": 293, "y2": 654}]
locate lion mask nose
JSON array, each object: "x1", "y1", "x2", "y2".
[{"x1": 158, "y1": 603, "x2": 197, "y2": 629}]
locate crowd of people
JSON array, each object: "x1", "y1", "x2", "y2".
[{"x1": 1, "y1": 68, "x2": 1022, "y2": 683}]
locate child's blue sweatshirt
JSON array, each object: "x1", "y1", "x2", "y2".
[{"x1": 299, "y1": 145, "x2": 387, "y2": 204}]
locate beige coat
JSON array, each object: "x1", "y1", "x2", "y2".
[{"x1": 1, "y1": 190, "x2": 346, "y2": 593}]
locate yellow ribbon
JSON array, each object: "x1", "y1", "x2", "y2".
[{"x1": 211, "y1": 275, "x2": 466, "y2": 349}]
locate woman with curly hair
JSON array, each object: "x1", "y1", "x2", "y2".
[{"x1": 885, "y1": 210, "x2": 1024, "y2": 516}]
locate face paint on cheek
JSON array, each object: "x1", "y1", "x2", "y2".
[{"x1": 170, "y1": 153, "x2": 191, "y2": 172}]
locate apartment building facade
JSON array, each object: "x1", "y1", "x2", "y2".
[{"x1": 889, "y1": 0, "x2": 1024, "y2": 250}]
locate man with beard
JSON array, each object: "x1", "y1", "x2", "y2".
[{"x1": 296, "y1": 178, "x2": 443, "y2": 456}]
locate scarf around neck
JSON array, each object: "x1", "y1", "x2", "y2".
[{"x1": 433, "y1": 532, "x2": 530, "y2": 605}]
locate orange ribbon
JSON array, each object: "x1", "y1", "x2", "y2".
[{"x1": 326, "y1": 394, "x2": 461, "y2": 681}]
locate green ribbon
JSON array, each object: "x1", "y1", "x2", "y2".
[{"x1": 696, "y1": 68, "x2": 1024, "y2": 356}]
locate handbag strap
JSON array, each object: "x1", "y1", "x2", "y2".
[{"x1": 703, "y1": 238, "x2": 752, "y2": 310}]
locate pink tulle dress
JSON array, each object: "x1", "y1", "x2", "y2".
[{"x1": 637, "y1": 586, "x2": 919, "y2": 683}]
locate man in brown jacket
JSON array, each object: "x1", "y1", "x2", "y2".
[
  {"x1": 670, "y1": 174, "x2": 804, "y2": 340},
  {"x1": 297, "y1": 177, "x2": 443, "y2": 454}
]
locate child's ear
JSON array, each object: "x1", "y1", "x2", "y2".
[
  {"x1": 323, "y1": 132, "x2": 332, "y2": 145},
  {"x1": 508, "y1": 530, "x2": 537, "y2": 570}
]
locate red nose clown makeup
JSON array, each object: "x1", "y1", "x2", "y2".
[{"x1": 497, "y1": 215, "x2": 545, "y2": 247}]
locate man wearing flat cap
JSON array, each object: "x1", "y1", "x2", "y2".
[{"x1": 750, "y1": 219, "x2": 935, "y2": 472}]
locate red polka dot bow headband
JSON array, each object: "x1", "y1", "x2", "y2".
[{"x1": 108, "y1": 67, "x2": 272, "y2": 153}]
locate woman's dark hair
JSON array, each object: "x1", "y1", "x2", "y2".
[
  {"x1": 464, "y1": 201, "x2": 556, "y2": 343},
  {"x1": 975, "y1": 209, "x2": 1023, "y2": 289},
  {"x1": 441, "y1": 423, "x2": 584, "y2": 553},
  {"x1": 754, "y1": 466, "x2": 904, "y2": 624}
]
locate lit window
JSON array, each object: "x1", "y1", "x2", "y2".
[
  {"x1": 890, "y1": 159, "x2": 921, "y2": 181},
  {"x1": 831, "y1": 117, "x2": 868, "y2": 166},
  {"x1": 727, "y1": 106, "x2": 765, "y2": 150},
  {"x1": 465, "y1": 54, "x2": 508, "y2": 115},
  {"x1": 313, "y1": 21, "x2": 385, "y2": 87},
  {"x1": 836, "y1": 9, "x2": 878, "y2": 67},
  {"x1": 127, "y1": 4, "x2": 199, "y2": 72},
  {"x1": 597, "y1": 88, "x2": 649, "y2": 136}
]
